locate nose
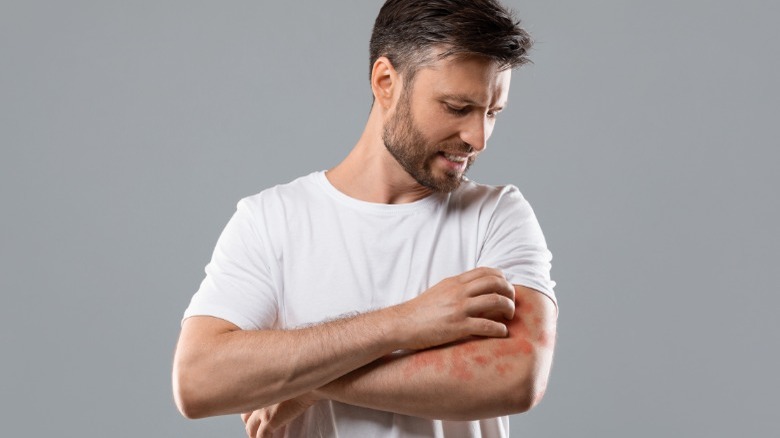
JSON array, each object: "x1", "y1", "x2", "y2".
[{"x1": 460, "y1": 114, "x2": 490, "y2": 152}]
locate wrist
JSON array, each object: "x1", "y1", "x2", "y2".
[{"x1": 378, "y1": 303, "x2": 411, "y2": 350}]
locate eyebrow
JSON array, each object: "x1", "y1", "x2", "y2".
[{"x1": 438, "y1": 93, "x2": 506, "y2": 111}]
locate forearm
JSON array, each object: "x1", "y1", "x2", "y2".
[
  {"x1": 316, "y1": 290, "x2": 557, "y2": 420},
  {"x1": 174, "y1": 310, "x2": 401, "y2": 418},
  {"x1": 174, "y1": 267, "x2": 519, "y2": 420}
]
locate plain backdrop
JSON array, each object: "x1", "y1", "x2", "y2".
[{"x1": 1, "y1": 1, "x2": 778, "y2": 436}]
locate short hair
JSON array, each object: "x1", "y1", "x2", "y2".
[{"x1": 369, "y1": 0, "x2": 533, "y2": 84}]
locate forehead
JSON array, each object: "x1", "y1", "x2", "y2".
[{"x1": 408, "y1": 55, "x2": 512, "y2": 107}]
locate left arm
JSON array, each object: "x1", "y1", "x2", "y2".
[
  {"x1": 314, "y1": 284, "x2": 557, "y2": 420},
  {"x1": 242, "y1": 285, "x2": 556, "y2": 435}
]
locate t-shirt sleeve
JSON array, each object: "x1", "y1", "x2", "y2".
[
  {"x1": 182, "y1": 198, "x2": 280, "y2": 330},
  {"x1": 477, "y1": 185, "x2": 557, "y2": 309}
]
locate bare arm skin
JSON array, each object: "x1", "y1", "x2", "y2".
[
  {"x1": 172, "y1": 267, "x2": 515, "y2": 419},
  {"x1": 313, "y1": 285, "x2": 557, "y2": 421},
  {"x1": 239, "y1": 285, "x2": 556, "y2": 436}
]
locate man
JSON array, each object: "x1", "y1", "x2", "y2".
[{"x1": 173, "y1": 0, "x2": 557, "y2": 437}]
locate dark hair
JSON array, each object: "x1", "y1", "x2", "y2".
[{"x1": 369, "y1": 0, "x2": 533, "y2": 83}]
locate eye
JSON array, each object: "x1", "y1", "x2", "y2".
[
  {"x1": 488, "y1": 108, "x2": 503, "y2": 118},
  {"x1": 444, "y1": 104, "x2": 469, "y2": 116},
  {"x1": 486, "y1": 108, "x2": 503, "y2": 120}
]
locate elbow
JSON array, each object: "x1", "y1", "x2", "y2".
[
  {"x1": 174, "y1": 386, "x2": 205, "y2": 420},
  {"x1": 173, "y1": 368, "x2": 200, "y2": 419},
  {"x1": 176, "y1": 402, "x2": 210, "y2": 420},
  {"x1": 508, "y1": 380, "x2": 546, "y2": 414},
  {"x1": 508, "y1": 342, "x2": 555, "y2": 414},
  {"x1": 172, "y1": 357, "x2": 212, "y2": 419},
  {"x1": 175, "y1": 395, "x2": 203, "y2": 420},
  {"x1": 507, "y1": 367, "x2": 550, "y2": 414}
]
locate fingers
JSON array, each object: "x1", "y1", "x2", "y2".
[
  {"x1": 395, "y1": 267, "x2": 514, "y2": 350},
  {"x1": 243, "y1": 398, "x2": 314, "y2": 438},
  {"x1": 465, "y1": 316, "x2": 509, "y2": 338},
  {"x1": 467, "y1": 293, "x2": 515, "y2": 321},
  {"x1": 244, "y1": 410, "x2": 263, "y2": 438},
  {"x1": 456, "y1": 269, "x2": 514, "y2": 338},
  {"x1": 461, "y1": 272, "x2": 514, "y2": 301},
  {"x1": 267, "y1": 398, "x2": 312, "y2": 429},
  {"x1": 456, "y1": 266, "x2": 505, "y2": 283}
]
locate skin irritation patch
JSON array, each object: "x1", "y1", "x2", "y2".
[
  {"x1": 494, "y1": 363, "x2": 513, "y2": 376},
  {"x1": 449, "y1": 348, "x2": 475, "y2": 381},
  {"x1": 491, "y1": 298, "x2": 534, "y2": 358},
  {"x1": 403, "y1": 296, "x2": 548, "y2": 381},
  {"x1": 403, "y1": 348, "x2": 447, "y2": 378}
]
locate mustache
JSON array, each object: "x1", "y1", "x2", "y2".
[{"x1": 438, "y1": 141, "x2": 474, "y2": 154}]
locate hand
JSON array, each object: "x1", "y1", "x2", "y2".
[
  {"x1": 392, "y1": 267, "x2": 515, "y2": 350},
  {"x1": 241, "y1": 393, "x2": 319, "y2": 438}
]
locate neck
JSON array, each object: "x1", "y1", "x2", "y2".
[{"x1": 326, "y1": 107, "x2": 432, "y2": 204}]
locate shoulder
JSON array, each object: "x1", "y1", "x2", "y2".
[
  {"x1": 449, "y1": 179, "x2": 531, "y2": 216},
  {"x1": 237, "y1": 171, "x2": 324, "y2": 214},
  {"x1": 221, "y1": 172, "x2": 326, "y2": 245}
]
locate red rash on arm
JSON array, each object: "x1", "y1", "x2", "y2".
[
  {"x1": 495, "y1": 363, "x2": 512, "y2": 376},
  {"x1": 403, "y1": 348, "x2": 446, "y2": 378},
  {"x1": 315, "y1": 286, "x2": 557, "y2": 420},
  {"x1": 449, "y1": 342, "x2": 478, "y2": 380},
  {"x1": 402, "y1": 293, "x2": 550, "y2": 381}
]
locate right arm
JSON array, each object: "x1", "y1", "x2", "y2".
[{"x1": 172, "y1": 267, "x2": 515, "y2": 419}]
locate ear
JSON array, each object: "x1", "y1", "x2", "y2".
[{"x1": 370, "y1": 56, "x2": 400, "y2": 110}]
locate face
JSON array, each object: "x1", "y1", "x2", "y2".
[{"x1": 382, "y1": 55, "x2": 511, "y2": 193}]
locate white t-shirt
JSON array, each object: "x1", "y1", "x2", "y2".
[{"x1": 183, "y1": 171, "x2": 556, "y2": 437}]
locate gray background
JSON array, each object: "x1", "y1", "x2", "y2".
[{"x1": 1, "y1": 0, "x2": 778, "y2": 436}]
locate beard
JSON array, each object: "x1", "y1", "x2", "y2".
[{"x1": 382, "y1": 93, "x2": 474, "y2": 193}]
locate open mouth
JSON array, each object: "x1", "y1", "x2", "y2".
[{"x1": 441, "y1": 152, "x2": 468, "y2": 163}]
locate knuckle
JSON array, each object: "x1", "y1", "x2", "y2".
[
  {"x1": 501, "y1": 295, "x2": 514, "y2": 307},
  {"x1": 477, "y1": 266, "x2": 494, "y2": 276},
  {"x1": 453, "y1": 274, "x2": 468, "y2": 285},
  {"x1": 485, "y1": 276, "x2": 503, "y2": 290},
  {"x1": 501, "y1": 280, "x2": 514, "y2": 295},
  {"x1": 481, "y1": 266, "x2": 501, "y2": 276},
  {"x1": 477, "y1": 318, "x2": 494, "y2": 333}
]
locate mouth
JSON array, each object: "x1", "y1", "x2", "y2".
[
  {"x1": 439, "y1": 152, "x2": 472, "y2": 163},
  {"x1": 437, "y1": 151, "x2": 473, "y2": 172}
]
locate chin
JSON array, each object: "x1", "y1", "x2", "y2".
[{"x1": 419, "y1": 174, "x2": 464, "y2": 193}]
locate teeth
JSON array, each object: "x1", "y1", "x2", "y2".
[{"x1": 444, "y1": 153, "x2": 467, "y2": 163}]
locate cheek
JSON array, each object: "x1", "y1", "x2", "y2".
[
  {"x1": 426, "y1": 124, "x2": 459, "y2": 147},
  {"x1": 413, "y1": 110, "x2": 454, "y2": 142}
]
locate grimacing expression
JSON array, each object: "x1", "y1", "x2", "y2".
[{"x1": 382, "y1": 87, "x2": 475, "y2": 193}]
